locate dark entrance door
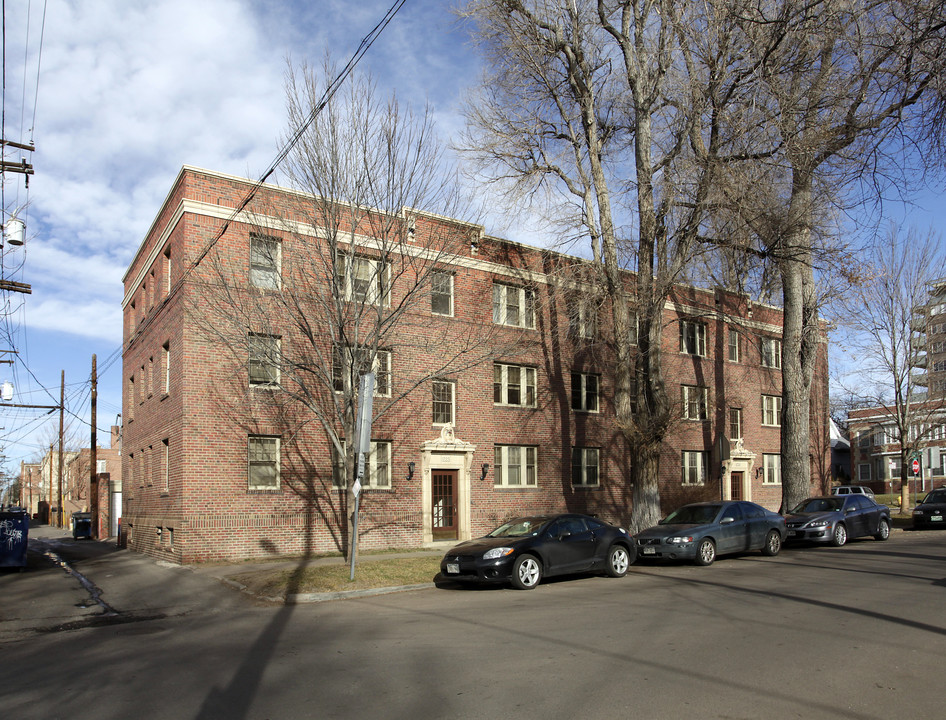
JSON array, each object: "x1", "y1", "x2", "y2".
[
  {"x1": 432, "y1": 470, "x2": 458, "y2": 540},
  {"x1": 731, "y1": 471, "x2": 744, "y2": 501}
]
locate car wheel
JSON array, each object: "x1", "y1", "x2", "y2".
[
  {"x1": 762, "y1": 529, "x2": 782, "y2": 556},
  {"x1": 511, "y1": 554, "x2": 542, "y2": 590},
  {"x1": 831, "y1": 523, "x2": 847, "y2": 547},
  {"x1": 695, "y1": 538, "x2": 716, "y2": 566},
  {"x1": 606, "y1": 544, "x2": 630, "y2": 578},
  {"x1": 874, "y1": 518, "x2": 890, "y2": 541}
]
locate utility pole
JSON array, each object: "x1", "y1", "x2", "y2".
[
  {"x1": 90, "y1": 354, "x2": 98, "y2": 538},
  {"x1": 58, "y1": 371, "x2": 64, "y2": 528}
]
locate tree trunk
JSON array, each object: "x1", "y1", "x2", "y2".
[{"x1": 778, "y1": 175, "x2": 819, "y2": 512}]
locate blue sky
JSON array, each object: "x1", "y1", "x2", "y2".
[
  {"x1": 0, "y1": 0, "x2": 943, "y2": 473},
  {"x1": 0, "y1": 0, "x2": 482, "y2": 471}
]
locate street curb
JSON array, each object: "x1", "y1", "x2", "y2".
[
  {"x1": 283, "y1": 582, "x2": 435, "y2": 604},
  {"x1": 208, "y1": 573, "x2": 436, "y2": 604}
]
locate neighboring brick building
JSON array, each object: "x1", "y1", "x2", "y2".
[
  {"x1": 63, "y1": 426, "x2": 123, "y2": 537},
  {"x1": 121, "y1": 166, "x2": 829, "y2": 563},
  {"x1": 847, "y1": 404, "x2": 946, "y2": 494}
]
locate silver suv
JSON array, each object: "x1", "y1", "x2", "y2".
[{"x1": 831, "y1": 485, "x2": 875, "y2": 499}]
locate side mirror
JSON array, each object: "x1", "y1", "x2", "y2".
[{"x1": 720, "y1": 516, "x2": 734, "y2": 525}]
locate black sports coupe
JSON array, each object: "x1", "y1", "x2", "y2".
[{"x1": 440, "y1": 514, "x2": 636, "y2": 590}]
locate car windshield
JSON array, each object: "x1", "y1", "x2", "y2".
[
  {"x1": 660, "y1": 504, "x2": 721, "y2": 525},
  {"x1": 791, "y1": 498, "x2": 842, "y2": 513},
  {"x1": 922, "y1": 491, "x2": 946, "y2": 504},
  {"x1": 487, "y1": 517, "x2": 549, "y2": 538}
]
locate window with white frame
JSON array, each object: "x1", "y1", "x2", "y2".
[
  {"x1": 858, "y1": 430, "x2": 870, "y2": 447},
  {"x1": 336, "y1": 253, "x2": 388, "y2": 305},
  {"x1": 248, "y1": 436, "x2": 280, "y2": 491},
  {"x1": 762, "y1": 395, "x2": 782, "y2": 426},
  {"x1": 164, "y1": 246, "x2": 171, "y2": 298},
  {"x1": 494, "y1": 363, "x2": 536, "y2": 407},
  {"x1": 96, "y1": 459, "x2": 107, "y2": 474},
  {"x1": 492, "y1": 283, "x2": 535, "y2": 329},
  {"x1": 762, "y1": 453, "x2": 781, "y2": 484},
  {"x1": 571, "y1": 447, "x2": 600, "y2": 486},
  {"x1": 332, "y1": 441, "x2": 391, "y2": 489},
  {"x1": 679, "y1": 320, "x2": 707, "y2": 356},
  {"x1": 629, "y1": 312, "x2": 640, "y2": 345},
  {"x1": 571, "y1": 372, "x2": 599, "y2": 412},
  {"x1": 332, "y1": 347, "x2": 391, "y2": 397},
  {"x1": 729, "y1": 407, "x2": 743, "y2": 440},
  {"x1": 432, "y1": 380, "x2": 455, "y2": 425},
  {"x1": 682, "y1": 385, "x2": 708, "y2": 420},
  {"x1": 494, "y1": 445, "x2": 537, "y2": 487},
  {"x1": 162, "y1": 341, "x2": 170, "y2": 394},
  {"x1": 761, "y1": 337, "x2": 782, "y2": 368},
  {"x1": 162, "y1": 438, "x2": 169, "y2": 492},
  {"x1": 250, "y1": 234, "x2": 280, "y2": 290},
  {"x1": 249, "y1": 333, "x2": 281, "y2": 387},
  {"x1": 728, "y1": 328, "x2": 740, "y2": 362},
  {"x1": 431, "y1": 270, "x2": 453, "y2": 316},
  {"x1": 858, "y1": 463, "x2": 871, "y2": 482},
  {"x1": 681, "y1": 450, "x2": 707, "y2": 485},
  {"x1": 568, "y1": 296, "x2": 598, "y2": 339}
]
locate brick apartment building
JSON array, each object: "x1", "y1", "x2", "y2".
[
  {"x1": 847, "y1": 403, "x2": 946, "y2": 494},
  {"x1": 121, "y1": 166, "x2": 829, "y2": 564}
]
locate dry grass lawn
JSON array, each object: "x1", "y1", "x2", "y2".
[{"x1": 230, "y1": 556, "x2": 443, "y2": 599}]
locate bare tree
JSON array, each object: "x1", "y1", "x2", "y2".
[
  {"x1": 714, "y1": 0, "x2": 946, "y2": 510},
  {"x1": 192, "y1": 61, "x2": 523, "y2": 557},
  {"x1": 459, "y1": 0, "x2": 793, "y2": 529},
  {"x1": 836, "y1": 226, "x2": 946, "y2": 509}
]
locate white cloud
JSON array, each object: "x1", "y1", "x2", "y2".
[{"x1": 24, "y1": 297, "x2": 123, "y2": 343}]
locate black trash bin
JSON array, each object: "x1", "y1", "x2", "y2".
[
  {"x1": 71, "y1": 512, "x2": 92, "y2": 540},
  {"x1": 0, "y1": 510, "x2": 29, "y2": 568}
]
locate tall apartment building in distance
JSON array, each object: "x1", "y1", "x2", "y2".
[{"x1": 121, "y1": 167, "x2": 829, "y2": 563}]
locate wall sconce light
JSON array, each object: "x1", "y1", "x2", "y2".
[
  {"x1": 481, "y1": 463, "x2": 489, "y2": 481},
  {"x1": 407, "y1": 461, "x2": 415, "y2": 481},
  {"x1": 755, "y1": 467, "x2": 763, "y2": 479}
]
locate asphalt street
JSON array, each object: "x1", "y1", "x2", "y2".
[{"x1": 2, "y1": 524, "x2": 945, "y2": 720}]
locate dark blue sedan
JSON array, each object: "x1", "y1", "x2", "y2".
[
  {"x1": 635, "y1": 501, "x2": 786, "y2": 566},
  {"x1": 440, "y1": 514, "x2": 636, "y2": 590}
]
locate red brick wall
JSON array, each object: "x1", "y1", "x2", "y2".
[{"x1": 121, "y1": 167, "x2": 828, "y2": 563}]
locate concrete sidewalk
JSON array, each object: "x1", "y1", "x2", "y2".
[{"x1": 20, "y1": 522, "x2": 445, "y2": 606}]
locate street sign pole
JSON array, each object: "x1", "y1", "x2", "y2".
[
  {"x1": 350, "y1": 373, "x2": 375, "y2": 581},
  {"x1": 912, "y1": 456, "x2": 921, "y2": 506}
]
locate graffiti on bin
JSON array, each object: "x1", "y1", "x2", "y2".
[{"x1": 1, "y1": 518, "x2": 24, "y2": 550}]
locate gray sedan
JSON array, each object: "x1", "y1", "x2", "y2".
[
  {"x1": 784, "y1": 495, "x2": 891, "y2": 546},
  {"x1": 635, "y1": 501, "x2": 786, "y2": 566}
]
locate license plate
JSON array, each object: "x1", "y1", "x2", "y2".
[
  {"x1": 643, "y1": 547, "x2": 656, "y2": 555},
  {"x1": 932, "y1": 516, "x2": 943, "y2": 522},
  {"x1": 446, "y1": 563, "x2": 460, "y2": 574},
  {"x1": 788, "y1": 530, "x2": 796, "y2": 536}
]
